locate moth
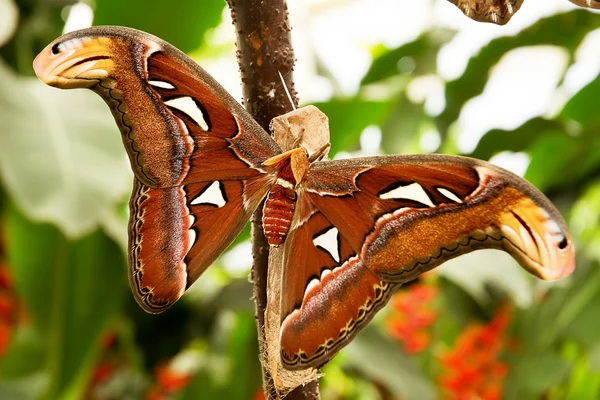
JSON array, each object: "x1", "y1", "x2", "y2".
[
  {"x1": 449, "y1": 0, "x2": 599, "y2": 25},
  {"x1": 34, "y1": 26, "x2": 575, "y2": 370}
]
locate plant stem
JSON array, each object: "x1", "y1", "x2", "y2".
[{"x1": 225, "y1": 1, "x2": 319, "y2": 399}]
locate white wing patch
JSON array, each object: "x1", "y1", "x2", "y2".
[
  {"x1": 149, "y1": 80, "x2": 175, "y2": 89},
  {"x1": 165, "y1": 96, "x2": 209, "y2": 131},
  {"x1": 313, "y1": 227, "x2": 340, "y2": 263},
  {"x1": 437, "y1": 187, "x2": 463, "y2": 203},
  {"x1": 190, "y1": 181, "x2": 226, "y2": 207},
  {"x1": 379, "y1": 182, "x2": 434, "y2": 207}
]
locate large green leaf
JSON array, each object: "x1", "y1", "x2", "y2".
[
  {"x1": 437, "y1": 10, "x2": 600, "y2": 136},
  {"x1": 314, "y1": 98, "x2": 393, "y2": 155},
  {"x1": 180, "y1": 312, "x2": 261, "y2": 400},
  {"x1": 436, "y1": 250, "x2": 534, "y2": 309},
  {"x1": 0, "y1": 61, "x2": 131, "y2": 238},
  {"x1": 506, "y1": 351, "x2": 571, "y2": 399},
  {"x1": 469, "y1": 118, "x2": 565, "y2": 160},
  {"x1": 4, "y1": 204, "x2": 127, "y2": 399},
  {"x1": 93, "y1": 0, "x2": 225, "y2": 53},
  {"x1": 379, "y1": 95, "x2": 428, "y2": 155},
  {"x1": 361, "y1": 29, "x2": 455, "y2": 86},
  {"x1": 561, "y1": 73, "x2": 600, "y2": 126},
  {"x1": 524, "y1": 130, "x2": 600, "y2": 192}
]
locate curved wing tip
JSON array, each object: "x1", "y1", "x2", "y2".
[
  {"x1": 136, "y1": 296, "x2": 173, "y2": 314},
  {"x1": 33, "y1": 33, "x2": 115, "y2": 88}
]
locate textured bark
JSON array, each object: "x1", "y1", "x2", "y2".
[{"x1": 225, "y1": 1, "x2": 320, "y2": 399}]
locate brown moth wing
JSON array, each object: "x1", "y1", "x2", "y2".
[
  {"x1": 278, "y1": 154, "x2": 575, "y2": 368},
  {"x1": 129, "y1": 175, "x2": 272, "y2": 313},
  {"x1": 279, "y1": 202, "x2": 397, "y2": 369},
  {"x1": 447, "y1": 0, "x2": 524, "y2": 24},
  {"x1": 304, "y1": 154, "x2": 575, "y2": 283},
  {"x1": 569, "y1": 0, "x2": 600, "y2": 8},
  {"x1": 33, "y1": 26, "x2": 280, "y2": 189}
]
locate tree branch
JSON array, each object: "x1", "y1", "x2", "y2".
[{"x1": 225, "y1": 1, "x2": 319, "y2": 399}]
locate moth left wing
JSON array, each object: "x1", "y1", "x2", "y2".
[
  {"x1": 304, "y1": 154, "x2": 575, "y2": 284},
  {"x1": 129, "y1": 175, "x2": 271, "y2": 313},
  {"x1": 279, "y1": 202, "x2": 399, "y2": 370},
  {"x1": 280, "y1": 153, "x2": 575, "y2": 369}
]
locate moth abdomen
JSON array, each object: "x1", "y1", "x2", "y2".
[{"x1": 263, "y1": 184, "x2": 297, "y2": 246}]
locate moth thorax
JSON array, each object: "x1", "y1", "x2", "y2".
[{"x1": 263, "y1": 183, "x2": 297, "y2": 246}]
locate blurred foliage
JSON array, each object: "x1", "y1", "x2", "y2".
[{"x1": 0, "y1": 0, "x2": 600, "y2": 399}]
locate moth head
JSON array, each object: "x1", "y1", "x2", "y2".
[
  {"x1": 263, "y1": 147, "x2": 310, "y2": 185},
  {"x1": 33, "y1": 32, "x2": 118, "y2": 89}
]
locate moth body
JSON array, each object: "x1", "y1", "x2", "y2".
[{"x1": 263, "y1": 184, "x2": 297, "y2": 245}]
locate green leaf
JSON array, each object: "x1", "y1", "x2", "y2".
[
  {"x1": 561, "y1": 295, "x2": 600, "y2": 348},
  {"x1": 561, "y1": 352, "x2": 600, "y2": 400},
  {"x1": 0, "y1": 326, "x2": 47, "y2": 379},
  {"x1": 224, "y1": 313, "x2": 261, "y2": 399},
  {"x1": 436, "y1": 250, "x2": 534, "y2": 309},
  {"x1": 469, "y1": 118, "x2": 564, "y2": 160},
  {"x1": 361, "y1": 29, "x2": 455, "y2": 85},
  {"x1": 0, "y1": 61, "x2": 131, "y2": 238},
  {"x1": 344, "y1": 325, "x2": 436, "y2": 400},
  {"x1": 0, "y1": 373, "x2": 47, "y2": 400},
  {"x1": 314, "y1": 98, "x2": 393, "y2": 155},
  {"x1": 379, "y1": 95, "x2": 428, "y2": 154},
  {"x1": 4, "y1": 204, "x2": 128, "y2": 399},
  {"x1": 571, "y1": 182, "x2": 600, "y2": 262},
  {"x1": 506, "y1": 351, "x2": 571, "y2": 398},
  {"x1": 438, "y1": 10, "x2": 600, "y2": 136},
  {"x1": 93, "y1": 0, "x2": 225, "y2": 53},
  {"x1": 524, "y1": 130, "x2": 600, "y2": 192},
  {"x1": 181, "y1": 312, "x2": 261, "y2": 400},
  {"x1": 561, "y1": 73, "x2": 600, "y2": 126}
]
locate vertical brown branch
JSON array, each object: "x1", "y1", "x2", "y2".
[{"x1": 225, "y1": 1, "x2": 319, "y2": 399}]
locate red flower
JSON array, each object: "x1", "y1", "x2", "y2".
[
  {"x1": 155, "y1": 363, "x2": 194, "y2": 393},
  {"x1": 0, "y1": 264, "x2": 17, "y2": 357},
  {"x1": 253, "y1": 388, "x2": 266, "y2": 400},
  {"x1": 386, "y1": 282, "x2": 439, "y2": 354},
  {"x1": 145, "y1": 387, "x2": 166, "y2": 400},
  {"x1": 92, "y1": 361, "x2": 114, "y2": 384},
  {"x1": 438, "y1": 305, "x2": 512, "y2": 400}
]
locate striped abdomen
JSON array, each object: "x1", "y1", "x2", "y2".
[{"x1": 263, "y1": 183, "x2": 297, "y2": 245}]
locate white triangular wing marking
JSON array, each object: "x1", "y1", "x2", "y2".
[
  {"x1": 313, "y1": 227, "x2": 340, "y2": 263},
  {"x1": 437, "y1": 187, "x2": 463, "y2": 203},
  {"x1": 379, "y1": 182, "x2": 434, "y2": 207},
  {"x1": 190, "y1": 181, "x2": 226, "y2": 207},
  {"x1": 165, "y1": 96, "x2": 209, "y2": 131},
  {"x1": 149, "y1": 80, "x2": 175, "y2": 89}
]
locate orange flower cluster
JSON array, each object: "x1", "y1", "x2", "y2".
[
  {"x1": 146, "y1": 362, "x2": 194, "y2": 400},
  {"x1": 386, "y1": 282, "x2": 439, "y2": 354},
  {"x1": 0, "y1": 264, "x2": 17, "y2": 357},
  {"x1": 438, "y1": 305, "x2": 512, "y2": 400}
]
